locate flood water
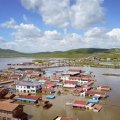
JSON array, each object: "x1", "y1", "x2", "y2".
[{"x1": 0, "y1": 58, "x2": 120, "y2": 120}]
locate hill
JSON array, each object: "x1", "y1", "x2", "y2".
[{"x1": 0, "y1": 48, "x2": 120, "y2": 58}]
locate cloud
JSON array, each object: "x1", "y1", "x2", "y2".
[
  {"x1": 84, "y1": 27, "x2": 120, "y2": 48},
  {"x1": 0, "y1": 18, "x2": 17, "y2": 29},
  {"x1": 23, "y1": 14, "x2": 28, "y2": 22},
  {"x1": 70, "y1": 0, "x2": 105, "y2": 29},
  {"x1": 21, "y1": 0, "x2": 105, "y2": 29},
  {"x1": 0, "y1": 19, "x2": 120, "y2": 53}
]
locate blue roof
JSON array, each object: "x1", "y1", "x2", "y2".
[
  {"x1": 46, "y1": 95, "x2": 55, "y2": 99},
  {"x1": 88, "y1": 99, "x2": 99, "y2": 103}
]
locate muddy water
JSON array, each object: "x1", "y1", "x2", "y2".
[
  {"x1": 24, "y1": 67, "x2": 120, "y2": 120},
  {"x1": 0, "y1": 58, "x2": 120, "y2": 120}
]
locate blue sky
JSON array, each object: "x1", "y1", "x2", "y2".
[{"x1": 0, "y1": 0, "x2": 120, "y2": 53}]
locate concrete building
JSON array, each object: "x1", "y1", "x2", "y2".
[{"x1": 16, "y1": 81, "x2": 41, "y2": 95}]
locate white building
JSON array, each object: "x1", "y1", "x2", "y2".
[{"x1": 16, "y1": 81, "x2": 41, "y2": 95}]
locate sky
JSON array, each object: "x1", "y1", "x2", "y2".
[{"x1": 0, "y1": 0, "x2": 120, "y2": 53}]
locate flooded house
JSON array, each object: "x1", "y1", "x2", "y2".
[
  {"x1": 0, "y1": 88, "x2": 9, "y2": 98},
  {"x1": 0, "y1": 101, "x2": 28, "y2": 120},
  {"x1": 63, "y1": 81, "x2": 77, "y2": 88},
  {"x1": 97, "y1": 86, "x2": 112, "y2": 91},
  {"x1": 16, "y1": 81, "x2": 41, "y2": 95},
  {"x1": 72, "y1": 100, "x2": 87, "y2": 109},
  {"x1": 92, "y1": 104, "x2": 102, "y2": 112},
  {"x1": 16, "y1": 95, "x2": 41, "y2": 103}
]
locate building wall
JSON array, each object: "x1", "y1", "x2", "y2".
[{"x1": 16, "y1": 85, "x2": 41, "y2": 94}]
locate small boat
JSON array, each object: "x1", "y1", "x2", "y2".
[{"x1": 43, "y1": 103, "x2": 53, "y2": 109}]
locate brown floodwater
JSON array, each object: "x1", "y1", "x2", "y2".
[{"x1": 23, "y1": 67, "x2": 120, "y2": 120}]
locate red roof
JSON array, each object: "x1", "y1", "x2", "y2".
[
  {"x1": 74, "y1": 100, "x2": 86, "y2": 105},
  {"x1": 101, "y1": 86, "x2": 112, "y2": 89},
  {"x1": 19, "y1": 95, "x2": 41, "y2": 100},
  {"x1": 74, "y1": 88, "x2": 83, "y2": 92},
  {"x1": 64, "y1": 80, "x2": 77, "y2": 84},
  {"x1": 86, "y1": 91, "x2": 106, "y2": 95},
  {"x1": 42, "y1": 87, "x2": 53, "y2": 92}
]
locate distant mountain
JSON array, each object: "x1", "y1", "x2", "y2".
[
  {"x1": 0, "y1": 48, "x2": 119, "y2": 58},
  {"x1": 65, "y1": 48, "x2": 110, "y2": 54},
  {"x1": 0, "y1": 48, "x2": 20, "y2": 54}
]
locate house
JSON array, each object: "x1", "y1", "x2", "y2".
[
  {"x1": 46, "y1": 95, "x2": 55, "y2": 99},
  {"x1": 16, "y1": 81, "x2": 41, "y2": 95},
  {"x1": 38, "y1": 79, "x2": 46, "y2": 85},
  {"x1": 72, "y1": 100, "x2": 87, "y2": 108},
  {"x1": 77, "y1": 79, "x2": 90, "y2": 86},
  {"x1": 45, "y1": 82, "x2": 56, "y2": 88},
  {"x1": 0, "y1": 88, "x2": 9, "y2": 98},
  {"x1": 86, "y1": 103, "x2": 94, "y2": 110},
  {"x1": 82, "y1": 86, "x2": 91, "y2": 91},
  {"x1": 0, "y1": 101, "x2": 28, "y2": 120},
  {"x1": 16, "y1": 95, "x2": 41, "y2": 103},
  {"x1": 60, "y1": 74, "x2": 70, "y2": 81},
  {"x1": 92, "y1": 104, "x2": 102, "y2": 112},
  {"x1": 88, "y1": 97, "x2": 99, "y2": 104},
  {"x1": 68, "y1": 68, "x2": 81, "y2": 73},
  {"x1": 42, "y1": 87, "x2": 55, "y2": 94},
  {"x1": 80, "y1": 91, "x2": 86, "y2": 97},
  {"x1": 86, "y1": 91, "x2": 107, "y2": 98},
  {"x1": 25, "y1": 71, "x2": 41, "y2": 78},
  {"x1": 63, "y1": 81, "x2": 77, "y2": 88},
  {"x1": 50, "y1": 74, "x2": 61, "y2": 82},
  {"x1": 4, "y1": 93, "x2": 16, "y2": 99},
  {"x1": 97, "y1": 86, "x2": 112, "y2": 91},
  {"x1": 73, "y1": 88, "x2": 83, "y2": 93}
]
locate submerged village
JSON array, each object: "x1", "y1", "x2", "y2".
[{"x1": 0, "y1": 59, "x2": 112, "y2": 120}]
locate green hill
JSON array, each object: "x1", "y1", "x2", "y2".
[{"x1": 0, "y1": 48, "x2": 120, "y2": 58}]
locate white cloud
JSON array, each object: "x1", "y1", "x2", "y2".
[
  {"x1": 21, "y1": 0, "x2": 105, "y2": 29},
  {"x1": 83, "y1": 27, "x2": 120, "y2": 48},
  {"x1": 0, "y1": 19, "x2": 120, "y2": 53},
  {"x1": 0, "y1": 18, "x2": 17, "y2": 29},
  {"x1": 70, "y1": 0, "x2": 104, "y2": 29}
]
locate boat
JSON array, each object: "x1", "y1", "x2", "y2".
[{"x1": 43, "y1": 103, "x2": 53, "y2": 109}]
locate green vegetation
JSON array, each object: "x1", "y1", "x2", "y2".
[
  {"x1": 102, "y1": 73, "x2": 120, "y2": 76},
  {"x1": 0, "y1": 48, "x2": 120, "y2": 60},
  {"x1": 32, "y1": 59, "x2": 46, "y2": 63}
]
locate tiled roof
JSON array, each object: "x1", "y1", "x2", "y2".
[
  {"x1": 74, "y1": 100, "x2": 86, "y2": 105},
  {"x1": 17, "y1": 81, "x2": 40, "y2": 86},
  {"x1": 0, "y1": 101, "x2": 20, "y2": 111},
  {"x1": 19, "y1": 95, "x2": 41, "y2": 100}
]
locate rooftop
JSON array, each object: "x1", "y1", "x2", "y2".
[
  {"x1": 17, "y1": 81, "x2": 40, "y2": 86},
  {"x1": 0, "y1": 101, "x2": 20, "y2": 112}
]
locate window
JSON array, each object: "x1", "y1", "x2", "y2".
[
  {"x1": 27, "y1": 86, "x2": 30, "y2": 89},
  {"x1": 31, "y1": 90, "x2": 35, "y2": 92}
]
